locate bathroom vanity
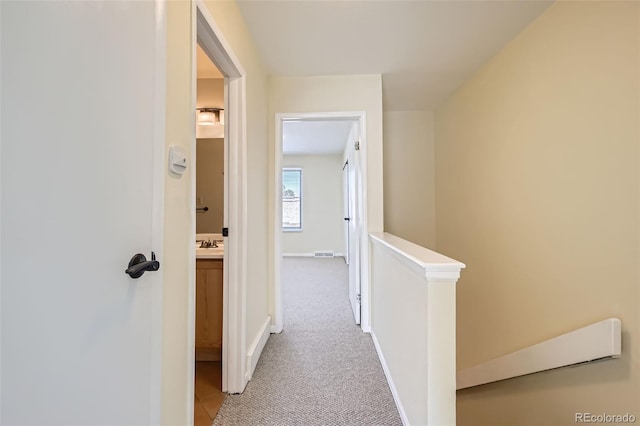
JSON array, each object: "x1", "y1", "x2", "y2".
[{"x1": 195, "y1": 235, "x2": 224, "y2": 361}]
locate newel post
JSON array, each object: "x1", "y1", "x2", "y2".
[{"x1": 424, "y1": 267, "x2": 463, "y2": 426}]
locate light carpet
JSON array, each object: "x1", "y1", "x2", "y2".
[{"x1": 213, "y1": 257, "x2": 402, "y2": 426}]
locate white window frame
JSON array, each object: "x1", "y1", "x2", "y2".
[{"x1": 282, "y1": 167, "x2": 303, "y2": 232}]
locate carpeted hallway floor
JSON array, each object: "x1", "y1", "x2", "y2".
[{"x1": 213, "y1": 257, "x2": 402, "y2": 426}]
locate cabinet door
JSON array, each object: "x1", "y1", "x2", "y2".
[{"x1": 195, "y1": 260, "x2": 223, "y2": 360}]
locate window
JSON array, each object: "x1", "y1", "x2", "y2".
[{"x1": 282, "y1": 168, "x2": 302, "y2": 231}]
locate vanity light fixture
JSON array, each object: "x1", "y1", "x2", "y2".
[{"x1": 197, "y1": 108, "x2": 224, "y2": 126}]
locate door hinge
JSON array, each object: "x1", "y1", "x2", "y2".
[
  {"x1": 222, "y1": 227, "x2": 229, "y2": 237},
  {"x1": 354, "y1": 140, "x2": 360, "y2": 151},
  {"x1": 356, "y1": 294, "x2": 361, "y2": 304}
]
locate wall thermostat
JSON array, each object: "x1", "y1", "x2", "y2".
[{"x1": 168, "y1": 146, "x2": 188, "y2": 175}]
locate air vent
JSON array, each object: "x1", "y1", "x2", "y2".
[{"x1": 314, "y1": 251, "x2": 335, "y2": 258}]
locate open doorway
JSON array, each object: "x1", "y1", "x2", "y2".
[
  {"x1": 190, "y1": 1, "x2": 248, "y2": 420},
  {"x1": 193, "y1": 43, "x2": 226, "y2": 425},
  {"x1": 273, "y1": 113, "x2": 368, "y2": 332}
]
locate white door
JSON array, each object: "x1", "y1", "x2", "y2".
[
  {"x1": 1, "y1": 2, "x2": 164, "y2": 425},
  {"x1": 347, "y1": 131, "x2": 361, "y2": 325},
  {"x1": 342, "y1": 160, "x2": 350, "y2": 265}
]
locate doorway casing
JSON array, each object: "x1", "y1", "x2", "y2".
[
  {"x1": 192, "y1": 0, "x2": 247, "y2": 396},
  {"x1": 273, "y1": 112, "x2": 371, "y2": 333}
]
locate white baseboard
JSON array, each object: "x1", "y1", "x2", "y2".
[
  {"x1": 245, "y1": 316, "x2": 271, "y2": 381},
  {"x1": 282, "y1": 253, "x2": 345, "y2": 258},
  {"x1": 371, "y1": 330, "x2": 410, "y2": 426}
]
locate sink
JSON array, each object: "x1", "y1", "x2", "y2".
[
  {"x1": 195, "y1": 242, "x2": 224, "y2": 259},
  {"x1": 195, "y1": 234, "x2": 224, "y2": 258},
  {"x1": 195, "y1": 241, "x2": 223, "y2": 249}
]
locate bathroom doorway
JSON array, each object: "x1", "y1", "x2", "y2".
[
  {"x1": 194, "y1": 0, "x2": 248, "y2": 396},
  {"x1": 191, "y1": 3, "x2": 249, "y2": 419},
  {"x1": 194, "y1": 43, "x2": 226, "y2": 425}
]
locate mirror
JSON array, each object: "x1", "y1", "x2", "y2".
[
  {"x1": 196, "y1": 44, "x2": 225, "y2": 234},
  {"x1": 196, "y1": 138, "x2": 224, "y2": 233}
]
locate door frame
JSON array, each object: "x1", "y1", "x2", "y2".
[
  {"x1": 273, "y1": 111, "x2": 370, "y2": 333},
  {"x1": 193, "y1": 0, "x2": 247, "y2": 394}
]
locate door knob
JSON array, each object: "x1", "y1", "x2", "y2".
[{"x1": 125, "y1": 251, "x2": 160, "y2": 279}]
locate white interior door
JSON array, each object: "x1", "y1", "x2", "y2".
[
  {"x1": 1, "y1": 2, "x2": 164, "y2": 424},
  {"x1": 347, "y1": 128, "x2": 361, "y2": 325},
  {"x1": 342, "y1": 160, "x2": 350, "y2": 265}
]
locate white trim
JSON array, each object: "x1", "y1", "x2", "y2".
[
  {"x1": 149, "y1": 1, "x2": 167, "y2": 423},
  {"x1": 369, "y1": 232, "x2": 465, "y2": 282},
  {"x1": 224, "y1": 72, "x2": 248, "y2": 394},
  {"x1": 186, "y1": 6, "x2": 199, "y2": 424},
  {"x1": 0, "y1": 0, "x2": 3, "y2": 418},
  {"x1": 274, "y1": 111, "x2": 368, "y2": 335},
  {"x1": 370, "y1": 331, "x2": 409, "y2": 426},
  {"x1": 245, "y1": 316, "x2": 272, "y2": 381},
  {"x1": 357, "y1": 114, "x2": 371, "y2": 332},
  {"x1": 195, "y1": 1, "x2": 245, "y2": 77},
  {"x1": 271, "y1": 118, "x2": 284, "y2": 334},
  {"x1": 194, "y1": 0, "x2": 248, "y2": 395},
  {"x1": 342, "y1": 159, "x2": 350, "y2": 266},
  {"x1": 273, "y1": 116, "x2": 284, "y2": 334},
  {"x1": 457, "y1": 318, "x2": 622, "y2": 390}
]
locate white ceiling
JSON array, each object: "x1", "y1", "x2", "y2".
[
  {"x1": 283, "y1": 120, "x2": 355, "y2": 155},
  {"x1": 236, "y1": 0, "x2": 552, "y2": 110}
]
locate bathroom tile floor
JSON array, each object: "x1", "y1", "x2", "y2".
[{"x1": 194, "y1": 361, "x2": 225, "y2": 426}]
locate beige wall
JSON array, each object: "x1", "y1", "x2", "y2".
[
  {"x1": 383, "y1": 111, "x2": 436, "y2": 249},
  {"x1": 196, "y1": 138, "x2": 224, "y2": 234},
  {"x1": 196, "y1": 78, "x2": 223, "y2": 108},
  {"x1": 163, "y1": 2, "x2": 194, "y2": 424},
  {"x1": 282, "y1": 155, "x2": 344, "y2": 255},
  {"x1": 434, "y1": 2, "x2": 640, "y2": 424},
  {"x1": 163, "y1": 1, "x2": 270, "y2": 424}
]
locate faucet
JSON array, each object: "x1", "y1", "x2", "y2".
[{"x1": 199, "y1": 240, "x2": 218, "y2": 248}]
